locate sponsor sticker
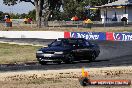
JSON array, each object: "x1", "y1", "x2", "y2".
[
  {"x1": 79, "y1": 68, "x2": 131, "y2": 86},
  {"x1": 65, "y1": 32, "x2": 132, "y2": 41},
  {"x1": 71, "y1": 32, "x2": 106, "y2": 40},
  {"x1": 114, "y1": 33, "x2": 132, "y2": 41}
]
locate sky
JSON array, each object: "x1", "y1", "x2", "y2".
[{"x1": 0, "y1": 0, "x2": 35, "y2": 14}]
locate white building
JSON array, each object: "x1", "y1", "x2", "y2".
[{"x1": 97, "y1": 0, "x2": 132, "y2": 23}]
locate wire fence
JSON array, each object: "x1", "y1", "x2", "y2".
[
  {"x1": 0, "y1": 20, "x2": 132, "y2": 31},
  {"x1": 45, "y1": 21, "x2": 132, "y2": 27}
]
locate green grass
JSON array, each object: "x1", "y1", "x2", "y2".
[{"x1": 0, "y1": 43, "x2": 42, "y2": 64}]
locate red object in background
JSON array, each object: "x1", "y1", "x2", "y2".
[
  {"x1": 82, "y1": 16, "x2": 87, "y2": 20},
  {"x1": 64, "y1": 32, "x2": 70, "y2": 38},
  {"x1": 71, "y1": 16, "x2": 79, "y2": 21},
  {"x1": 5, "y1": 18, "x2": 11, "y2": 22},
  {"x1": 106, "y1": 32, "x2": 114, "y2": 41},
  {"x1": 74, "y1": 16, "x2": 79, "y2": 21}
]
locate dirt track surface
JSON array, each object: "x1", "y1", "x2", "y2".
[{"x1": 0, "y1": 66, "x2": 132, "y2": 88}]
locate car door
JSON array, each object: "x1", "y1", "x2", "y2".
[
  {"x1": 77, "y1": 39, "x2": 93, "y2": 60},
  {"x1": 65, "y1": 39, "x2": 82, "y2": 59},
  {"x1": 72, "y1": 39, "x2": 86, "y2": 59}
]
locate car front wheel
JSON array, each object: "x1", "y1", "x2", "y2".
[
  {"x1": 64, "y1": 53, "x2": 74, "y2": 64},
  {"x1": 39, "y1": 61, "x2": 47, "y2": 65},
  {"x1": 54, "y1": 61, "x2": 61, "y2": 64}
]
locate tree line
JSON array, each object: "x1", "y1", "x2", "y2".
[
  {"x1": 0, "y1": 10, "x2": 36, "y2": 21},
  {"x1": 3, "y1": 0, "x2": 117, "y2": 27}
]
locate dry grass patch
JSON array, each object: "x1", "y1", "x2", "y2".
[
  {"x1": 0, "y1": 43, "x2": 41, "y2": 64},
  {"x1": 0, "y1": 24, "x2": 132, "y2": 32}
]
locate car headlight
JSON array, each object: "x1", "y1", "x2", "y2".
[
  {"x1": 36, "y1": 51, "x2": 43, "y2": 54},
  {"x1": 54, "y1": 52, "x2": 63, "y2": 54}
]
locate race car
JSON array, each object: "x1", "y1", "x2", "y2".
[{"x1": 36, "y1": 38, "x2": 100, "y2": 65}]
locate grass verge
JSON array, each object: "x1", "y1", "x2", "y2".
[
  {"x1": 0, "y1": 43, "x2": 42, "y2": 64},
  {"x1": 0, "y1": 24, "x2": 132, "y2": 32}
]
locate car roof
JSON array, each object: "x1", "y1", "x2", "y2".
[{"x1": 58, "y1": 38, "x2": 86, "y2": 40}]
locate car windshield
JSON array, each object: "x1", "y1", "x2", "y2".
[
  {"x1": 50, "y1": 40, "x2": 61, "y2": 47},
  {"x1": 50, "y1": 39, "x2": 87, "y2": 47},
  {"x1": 62, "y1": 39, "x2": 77, "y2": 46}
]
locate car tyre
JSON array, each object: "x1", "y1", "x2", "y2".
[
  {"x1": 39, "y1": 61, "x2": 47, "y2": 65},
  {"x1": 55, "y1": 61, "x2": 61, "y2": 64},
  {"x1": 64, "y1": 53, "x2": 74, "y2": 64},
  {"x1": 89, "y1": 52, "x2": 96, "y2": 62}
]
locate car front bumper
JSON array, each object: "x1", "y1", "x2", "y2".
[{"x1": 36, "y1": 53, "x2": 64, "y2": 62}]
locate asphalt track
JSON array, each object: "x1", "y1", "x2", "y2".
[{"x1": 0, "y1": 38, "x2": 132, "y2": 72}]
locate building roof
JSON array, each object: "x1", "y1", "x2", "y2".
[{"x1": 96, "y1": 0, "x2": 132, "y2": 7}]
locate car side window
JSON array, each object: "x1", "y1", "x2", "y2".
[
  {"x1": 62, "y1": 40, "x2": 70, "y2": 47},
  {"x1": 78, "y1": 39, "x2": 86, "y2": 47},
  {"x1": 85, "y1": 41, "x2": 90, "y2": 46}
]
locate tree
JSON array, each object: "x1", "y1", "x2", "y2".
[
  {"x1": 3, "y1": 0, "x2": 18, "y2": 6},
  {"x1": 20, "y1": 13, "x2": 28, "y2": 18},
  {"x1": 3, "y1": 0, "x2": 41, "y2": 26},
  {"x1": 62, "y1": 0, "x2": 118, "y2": 21},
  {"x1": 0, "y1": 11, "x2": 4, "y2": 20},
  {"x1": 28, "y1": 9, "x2": 36, "y2": 21},
  {"x1": 3, "y1": 0, "x2": 63, "y2": 28},
  {"x1": 41, "y1": 0, "x2": 62, "y2": 26},
  {"x1": 3, "y1": 0, "x2": 118, "y2": 27}
]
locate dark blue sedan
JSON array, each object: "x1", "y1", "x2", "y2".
[{"x1": 36, "y1": 38, "x2": 100, "y2": 65}]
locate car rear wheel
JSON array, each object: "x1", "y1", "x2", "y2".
[
  {"x1": 89, "y1": 52, "x2": 96, "y2": 62},
  {"x1": 64, "y1": 53, "x2": 74, "y2": 64}
]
